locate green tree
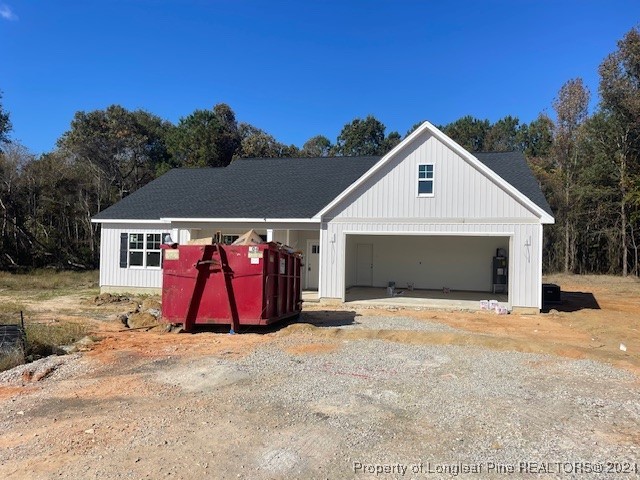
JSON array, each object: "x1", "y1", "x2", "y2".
[
  {"x1": 234, "y1": 123, "x2": 298, "y2": 159},
  {"x1": 406, "y1": 120, "x2": 427, "y2": 137},
  {"x1": 0, "y1": 91, "x2": 12, "y2": 148},
  {"x1": 439, "y1": 116, "x2": 491, "y2": 152},
  {"x1": 483, "y1": 115, "x2": 521, "y2": 152},
  {"x1": 58, "y1": 105, "x2": 171, "y2": 201},
  {"x1": 0, "y1": 143, "x2": 41, "y2": 268},
  {"x1": 20, "y1": 151, "x2": 99, "y2": 267},
  {"x1": 519, "y1": 114, "x2": 554, "y2": 158},
  {"x1": 301, "y1": 135, "x2": 332, "y2": 157},
  {"x1": 598, "y1": 26, "x2": 640, "y2": 275},
  {"x1": 335, "y1": 115, "x2": 387, "y2": 156},
  {"x1": 167, "y1": 103, "x2": 241, "y2": 168},
  {"x1": 383, "y1": 131, "x2": 402, "y2": 152},
  {"x1": 574, "y1": 112, "x2": 624, "y2": 273}
]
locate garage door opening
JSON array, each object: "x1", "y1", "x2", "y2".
[{"x1": 344, "y1": 234, "x2": 510, "y2": 309}]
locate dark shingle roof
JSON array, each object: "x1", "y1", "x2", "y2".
[
  {"x1": 93, "y1": 152, "x2": 552, "y2": 220},
  {"x1": 92, "y1": 156, "x2": 380, "y2": 220}
]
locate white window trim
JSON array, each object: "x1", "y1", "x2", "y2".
[
  {"x1": 417, "y1": 163, "x2": 435, "y2": 197},
  {"x1": 128, "y1": 233, "x2": 162, "y2": 269}
]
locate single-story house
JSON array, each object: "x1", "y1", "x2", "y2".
[{"x1": 92, "y1": 121, "x2": 554, "y2": 312}]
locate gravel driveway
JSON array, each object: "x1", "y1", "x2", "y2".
[{"x1": 1, "y1": 313, "x2": 638, "y2": 479}]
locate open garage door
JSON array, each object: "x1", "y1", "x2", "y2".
[{"x1": 344, "y1": 234, "x2": 511, "y2": 305}]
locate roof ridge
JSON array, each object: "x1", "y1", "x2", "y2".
[{"x1": 234, "y1": 155, "x2": 382, "y2": 162}]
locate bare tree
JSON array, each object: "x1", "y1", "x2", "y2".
[{"x1": 553, "y1": 78, "x2": 590, "y2": 273}]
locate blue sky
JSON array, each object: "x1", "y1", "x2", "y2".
[{"x1": 0, "y1": 1, "x2": 637, "y2": 154}]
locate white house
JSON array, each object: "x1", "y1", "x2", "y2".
[{"x1": 92, "y1": 122, "x2": 554, "y2": 312}]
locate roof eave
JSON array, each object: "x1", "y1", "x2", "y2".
[
  {"x1": 541, "y1": 213, "x2": 555, "y2": 225},
  {"x1": 92, "y1": 217, "x2": 321, "y2": 224},
  {"x1": 91, "y1": 218, "x2": 170, "y2": 224},
  {"x1": 162, "y1": 217, "x2": 320, "y2": 223}
]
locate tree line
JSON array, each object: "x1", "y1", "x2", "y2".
[{"x1": 1, "y1": 27, "x2": 639, "y2": 275}]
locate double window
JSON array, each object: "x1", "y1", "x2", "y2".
[
  {"x1": 127, "y1": 233, "x2": 162, "y2": 268},
  {"x1": 417, "y1": 164, "x2": 434, "y2": 196}
]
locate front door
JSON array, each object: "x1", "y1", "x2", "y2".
[
  {"x1": 356, "y1": 243, "x2": 373, "y2": 286},
  {"x1": 306, "y1": 240, "x2": 320, "y2": 290}
]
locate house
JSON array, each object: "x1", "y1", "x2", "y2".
[{"x1": 92, "y1": 121, "x2": 554, "y2": 312}]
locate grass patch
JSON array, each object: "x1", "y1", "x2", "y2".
[
  {"x1": 0, "y1": 348, "x2": 25, "y2": 372},
  {"x1": 0, "y1": 270, "x2": 98, "y2": 292},
  {"x1": 26, "y1": 321, "x2": 89, "y2": 357},
  {"x1": 0, "y1": 320, "x2": 91, "y2": 372},
  {"x1": 0, "y1": 302, "x2": 27, "y2": 318}
]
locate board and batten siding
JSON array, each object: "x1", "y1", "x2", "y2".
[
  {"x1": 325, "y1": 133, "x2": 539, "y2": 222},
  {"x1": 99, "y1": 223, "x2": 169, "y2": 292},
  {"x1": 318, "y1": 130, "x2": 545, "y2": 309}
]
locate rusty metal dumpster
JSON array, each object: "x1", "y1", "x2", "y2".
[{"x1": 161, "y1": 242, "x2": 302, "y2": 332}]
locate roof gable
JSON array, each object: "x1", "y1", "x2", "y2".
[{"x1": 318, "y1": 122, "x2": 554, "y2": 223}]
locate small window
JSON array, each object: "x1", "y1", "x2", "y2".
[
  {"x1": 418, "y1": 164, "x2": 434, "y2": 196},
  {"x1": 128, "y1": 233, "x2": 162, "y2": 268},
  {"x1": 311, "y1": 245, "x2": 320, "y2": 254},
  {"x1": 146, "y1": 234, "x2": 161, "y2": 250},
  {"x1": 129, "y1": 233, "x2": 144, "y2": 250}
]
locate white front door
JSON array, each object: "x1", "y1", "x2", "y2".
[
  {"x1": 306, "y1": 240, "x2": 320, "y2": 290},
  {"x1": 356, "y1": 243, "x2": 373, "y2": 286}
]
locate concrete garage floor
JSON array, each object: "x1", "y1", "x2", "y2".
[{"x1": 343, "y1": 286, "x2": 508, "y2": 310}]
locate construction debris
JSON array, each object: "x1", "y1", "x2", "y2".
[
  {"x1": 187, "y1": 237, "x2": 214, "y2": 245},
  {"x1": 93, "y1": 293, "x2": 129, "y2": 305},
  {"x1": 231, "y1": 229, "x2": 264, "y2": 245},
  {"x1": 126, "y1": 312, "x2": 160, "y2": 329}
]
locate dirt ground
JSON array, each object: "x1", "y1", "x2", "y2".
[{"x1": 0, "y1": 274, "x2": 638, "y2": 479}]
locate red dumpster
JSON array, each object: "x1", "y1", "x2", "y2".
[{"x1": 161, "y1": 242, "x2": 302, "y2": 332}]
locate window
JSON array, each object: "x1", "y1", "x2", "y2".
[
  {"x1": 311, "y1": 245, "x2": 320, "y2": 254},
  {"x1": 221, "y1": 234, "x2": 267, "y2": 244},
  {"x1": 418, "y1": 164, "x2": 434, "y2": 196},
  {"x1": 146, "y1": 234, "x2": 162, "y2": 267},
  {"x1": 222, "y1": 235, "x2": 239, "y2": 245},
  {"x1": 128, "y1": 233, "x2": 162, "y2": 268}
]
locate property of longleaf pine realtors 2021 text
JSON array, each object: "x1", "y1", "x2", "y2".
[{"x1": 353, "y1": 461, "x2": 639, "y2": 476}]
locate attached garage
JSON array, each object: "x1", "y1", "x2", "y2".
[
  {"x1": 317, "y1": 122, "x2": 553, "y2": 313},
  {"x1": 345, "y1": 233, "x2": 509, "y2": 293}
]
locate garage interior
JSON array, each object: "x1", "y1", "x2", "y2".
[{"x1": 344, "y1": 234, "x2": 510, "y2": 309}]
